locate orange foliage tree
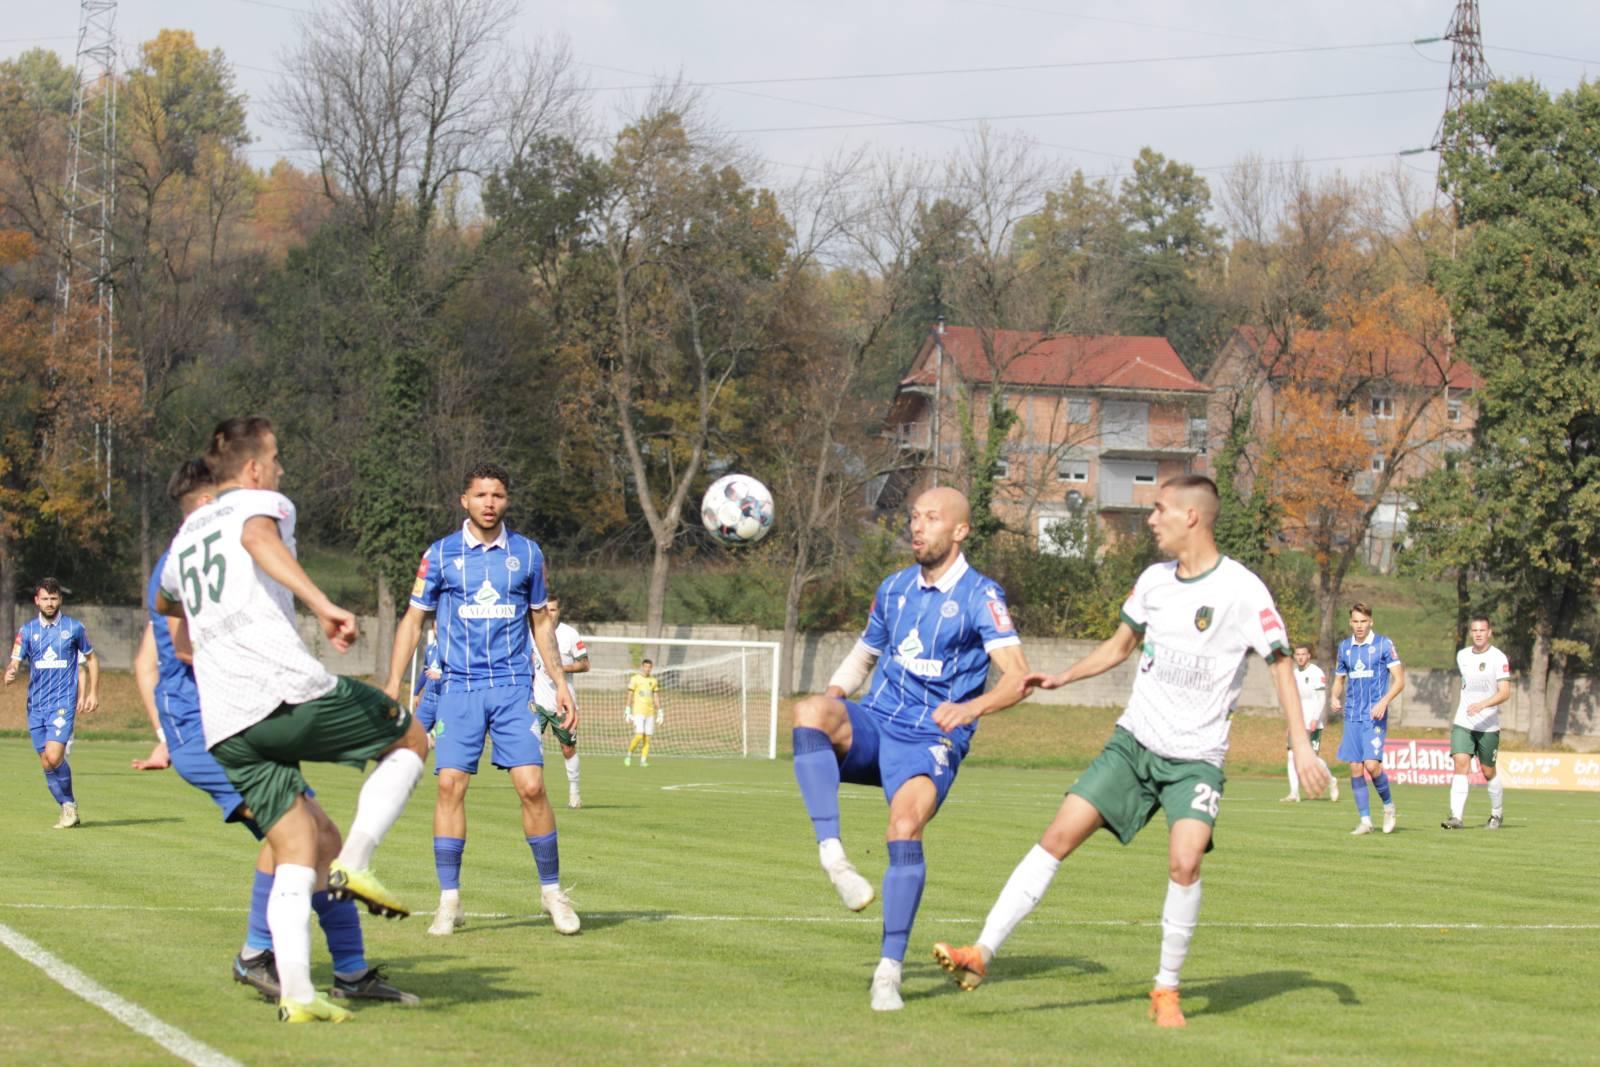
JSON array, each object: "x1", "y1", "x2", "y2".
[{"x1": 1265, "y1": 278, "x2": 1463, "y2": 655}]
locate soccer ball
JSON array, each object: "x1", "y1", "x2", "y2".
[{"x1": 701, "y1": 474, "x2": 774, "y2": 546}]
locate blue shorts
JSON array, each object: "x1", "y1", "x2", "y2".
[
  {"x1": 434, "y1": 684, "x2": 543, "y2": 774},
  {"x1": 838, "y1": 701, "x2": 966, "y2": 808},
  {"x1": 416, "y1": 691, "x2": 439, "y2": 734},
  {"x1": 1338, "y1": 717, "x2": 1388, "y2": 764},
  {"x1": 27, "y1": 705, "x2": 75, "y2": 753},
  {"x1": 160, "y1": 700, "x2": 259, "y2": 836}
]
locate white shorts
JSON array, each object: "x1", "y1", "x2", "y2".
[{"x1": 631, "y1": 714, "x2": 656, "y2": 736}]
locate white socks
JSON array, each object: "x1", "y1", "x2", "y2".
[
  {"x1": 268, "y1": 864, "x2": 316, "y2": 1003},
  {"x1": 977, "y1": 845, "x2": 1061, "y2": 957},
  {"x1": 1286, "y1": 750, "x2": 1299, "y2": 799},
  {"x1": 819, "y1": 837, "x2": 847, "y2": 870},
  {"x1": 1450, "y1": 774, "x2": 1469, "y2": 819},
  {"x1": 565, "y1": 754, "x2": 581, "y2": 785},
  {"x1": 1154, "y1": 879, "x2": 1202, "y2": 989},
  {"x1": 1487, "y1": 775, "x2": 1504, "y2": 816},
  {"x1": 341, "y1": 747, "x2": 425, "y2": 871}
]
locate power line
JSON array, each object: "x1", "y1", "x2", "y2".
[
  {"x1": 731, "y1": 87, "x2": 1445, "y2": 135},
  {"x1": 1490, "y1": 44, "x2": 1600, "y2": 66},
  {"x1": 581, "y1": 40, "x2": 1423, "y2": 92}
]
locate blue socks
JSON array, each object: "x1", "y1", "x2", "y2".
[
  {"x1": 527, "y1": 832, "x2": 560, "y2": 888},
  {"x1": 43, "y1": 765, "x2": 67, "y2": 805},
  {"x1": 312, "y1": 890, "x2": 366, "y2": 978},
  {"x1": 1371, "y1": 771, "x2": 1393, "y2": 805},
  {"x1": 245, "y1": 869, "x2": 369, "y2": 976},
  {"x1": 42, "y1": 761, "x2": 73, "y2": 805},
  {"x1": 434, "y1": 836, "x2": 466, "y2": 890},
  {"x1": 793, "y1": 727, "x2": 841, "y2": 842},
  {"x1": 880, "y1": 840, "x2": 926, "y2": 962},
  {"x1": 1351, "y1": 774, "x2": 1371, "y2": 818},
  {"x1": 246, "y1": 869, "x2": 274, "y2": 953}
]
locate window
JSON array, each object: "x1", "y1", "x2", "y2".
[
  {"x1": 1056, "y1": 458, "x2": 1089, "y2": 482},
  {"x1": 1371, "y1": 395, "x2": 1395, "y2": 419},
  {"x1": 1371, "y1": 455, "x2": 1386, "y2": 473},
  {"x1": 1133, "y1": 469, "x2": 1158, "y2": 485},
  {"x1": 1067, "y1": 397, "x2": 1091, "y2": 423},
  {"x1": 1188, "y1": 417, "x2": 1209, "y2": 454},
  {"x1": 993, "y1": 458, "x2": 1010, "y2": 479},
  {"x1": 1447, "y1": 399, "x2": 1462, "y2": 423}
]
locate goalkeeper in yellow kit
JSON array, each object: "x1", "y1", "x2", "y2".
[{"x1": 624, "y1": 659, "x2": 662, "y2": 767}]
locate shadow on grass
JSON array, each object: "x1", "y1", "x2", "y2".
[
  {"x1": 80, "y1": 817, "x2": 184, "y2": 829},
  {"x1": 354, "y1": 955, "x2": 539, "y2": 1008},
  {"x1": 910, "y1": 954, "x2": 1109, "y2": 1004},
  {"x1": 474, "y1": 908, "x2": 670, "y2": 935},
  {"x1": 1002, "y1": 968, "x2": 1360, "y2": 1016}
]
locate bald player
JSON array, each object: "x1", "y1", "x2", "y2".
[
  {"x1": 931, "y1": 474, "x2": 1328, "y2": 1029},
  {"x1": 790, "y1": 486, "x2": 1031, "y2": 1012}
]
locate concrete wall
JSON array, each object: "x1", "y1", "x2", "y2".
[{"x1": 28, "y1": 605, "x2": 1600, "y2": 746}]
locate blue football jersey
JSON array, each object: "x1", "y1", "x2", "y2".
[
  {"x1": 11, "y1": 614, "x2": 93, "y2": 714},
  {"x1": 856, "y1": 555, "x2": 1020, "y2": 743},
  {"x1": 410, "y1": 522, "x2": 547, "y2": 692},
  {"x1": 146, "y1": 551, "x2": 202, "y2": 735},
  {"x1": 1335, "y1": 633, "x2": 1401, "y2": 720}
]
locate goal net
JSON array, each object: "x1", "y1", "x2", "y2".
[
  {"x1": 578, "y1": 636, "x2": 779, "y2": 759},
  {"x1": 407, "y1": 633, "x2": 781, "y2": 759}
]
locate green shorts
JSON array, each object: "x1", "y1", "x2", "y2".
[
  {"x1": 1287, "y1": 727, "x2": 1323, "y2": 752},
  {"x1": 534, "y1": 703, "x2": 577, "y2": 748},
  {"x1": 1069, "y1": 727, "x2": 1226, "y2": 847},
  {"x1": 1450, "y1": 725, "x2": 1500, "y2": 767},
  {"x1": 211, "y1": 677, "x2": 412, "y2": 834}
]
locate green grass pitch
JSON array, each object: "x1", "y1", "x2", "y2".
[{"x1": 1, "y1": 741, "x2": 1596, "y2": 1065}]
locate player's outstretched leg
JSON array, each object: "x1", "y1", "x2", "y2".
[
  {"x1": 935, "y1": 794, "x2": 1098, "y2": 992},
  {"x1": 329, "y1": 727, "x2": 427, "y2": 918},
  {"x1": 792, "y1": 700, "x2": 873, "y2": 912}
]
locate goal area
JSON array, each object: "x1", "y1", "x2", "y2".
[
  {"x1": 407, "y1": 635, "x2": 780, "y2": 759},
  {"x1": 578, "y1": 636, "x2": 779, "y2": 759}
]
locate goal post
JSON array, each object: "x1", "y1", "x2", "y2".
[{"x1": 571, "y1": 636, "x2": 780, "y2": 759}]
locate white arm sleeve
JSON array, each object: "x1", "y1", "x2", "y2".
[{"x1": 827, "y1": 640, "x2": 880, "y2": 696}]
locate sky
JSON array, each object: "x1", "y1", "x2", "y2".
[{"x1": 4, "y1": 0, "x2": 1598, "y2": 201}]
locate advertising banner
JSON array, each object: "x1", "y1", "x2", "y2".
[{"x1": 1382, "y1": 738, "x2": 1600, "y2": 791}]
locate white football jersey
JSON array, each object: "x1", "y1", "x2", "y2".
[
  {"x1": 533, "y1": 621, "x2": 584, "y2": 710},
  {"x1": 1454, "y1": 644, "x2": 1511, "y2": 732},
  {"x1": 1116, "y1": 557, "x2": 1289, "y2": 767},
  {"x1": 1295, "y1": 663, "x2": 1327, "y2": 729},
  {"x1": 160, "y1": 489, "x2": 336, "y2": 748}
]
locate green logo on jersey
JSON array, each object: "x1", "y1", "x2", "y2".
[{"x1": 1194, "y1": 606, "x2": 1213, "y2": 631}]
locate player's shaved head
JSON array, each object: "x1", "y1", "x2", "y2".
[
  {"x1": 1161, "y1": 474, "x2": 1220, "y2": 527},
  {"x1": 912, "y1": 486, "x2": 971, "y2": 526}
]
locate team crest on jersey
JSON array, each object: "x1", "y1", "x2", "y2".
[
  {"x1": 1194, "y1": 606, "x2": 1213, "y2": 631},
  {"x1": 506, "y1": 556, "x2": 521, "y2": 572},
  {"x1": 940, "y1": 601, "x2": 959, "y2": 619}
]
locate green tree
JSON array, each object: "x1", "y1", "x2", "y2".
[
  {"x1": 1431, "y1": 78, "x2": 1600, "y2": 746},
  {"x1": 1117, "y1": 147, "x2": 1226, "y2": 370}
]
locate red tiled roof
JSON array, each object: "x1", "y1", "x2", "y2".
[
  {"x1": 900, "y1": 326, "x2": 1205, "y2": 393},
  {"x1": 1228, "y1": 326, "x2": 1480, "y2": 390}
]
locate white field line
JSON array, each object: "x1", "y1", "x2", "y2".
[
  {"x1": 1, "y1": 903, "x2": 1594, "y2": 931},
  {"x1": 0, "y1": 920, "x2": 243, "y2": 1067}
]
